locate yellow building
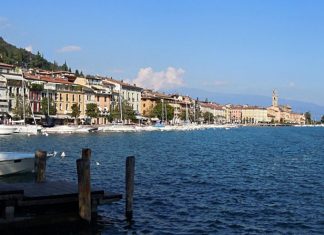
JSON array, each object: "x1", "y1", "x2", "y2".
[
  {"x1": 242, "y1": 106, "x2": 269, "y2": 124},
  {"x1": 141, "y1": 89, "x2": 172, "y2": 117},
  {"x1": 74, "y1": 76, "x2": 113, "y2": 124}
]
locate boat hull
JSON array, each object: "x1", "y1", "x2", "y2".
[
  {"x1": 0, "y1": 158, "x2": 34, "y2": 176},
  {"x1": 0, "y1": 125, "x2": 17, "y2": 135},
  {"x1": 13, "y1": 125, "x2": 40, "y2": 135}
]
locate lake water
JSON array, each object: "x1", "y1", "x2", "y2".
[{"x1": 1, "y1": 127, "x2": 324, "y2": 234}]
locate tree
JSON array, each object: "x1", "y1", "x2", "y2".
[
  {"x1": 305, "y1": 112, "x2": 312, "y2": 124},
  {"x1": 75, "y1": 69, "x2": 80, "y2": 77},
  {"x1": 150, "y1": 102, "x2": 174, "y2": 121},
  {"x1": 321, "y1": 115, "x2": 324, "y2": 124},
  {"x1": 62, "y1": 61, "x2": 69, "y2": 71},
  {"x1": 180, "y1": 108, "x2": 201, "y2": 122},
  {"x1": 203, "y1": 112, "x2": 214, "y2": 123},
  {"x1": 40, "y1": 97, "x2": 56, "y2": 115},
  {"x1": 109, "y1": 105, "x2": 122, "y2": 121},
  {"x1": 70, "y1": 103, "x2": 81, "y2": 124},
  {"x1": 12, "y1": 95, "x2": 32, "y2": 120},
  {"x1": 86, "y1": 103, "x2": 99, "y2": 122},
  {"x1": 122, "y1": 101, "x2": 137, "y2": 122},
  {"x1": 108, "y1": 101, "x2": 137, "y2": 123}
]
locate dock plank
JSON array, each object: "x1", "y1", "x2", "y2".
[
  {"x1": 13, "y1": 181, "x2": 103, "y2": 199},
  {"x1": 0, "y1": 183, "x2": 24, "y2": 196},
  {"x1": 0, "y1": 183, "x2": 24, "y2": 201},
  {"x1": 0, "y1": 180, "x2": 121, "y2": 209}
]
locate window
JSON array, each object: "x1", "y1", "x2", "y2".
[
  {"x1": 66, "y1": 104, "x2": 68, "y2": 110},
  {"x1": 60, "y1": 103, "x2": 62, "y2": 111},
  {"x1": 97, "y1": 96, "x2": 99, "y2": 102},
  {"x1": 60, "y1": 94, "x2": 62, "y2": 101},
  {"x1": 79, "y1": 95, "x2": 81, "y2": 102},
  {"x1": 66, "y1": 94, "x2": 69, "y2": 101},
  {"x1": 72, "y1": 94, "x2": 75, "y2": 102}
]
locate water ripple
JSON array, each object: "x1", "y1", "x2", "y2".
[{"x1": 0, "y1": 127, "x2": 324, "y2": 234}]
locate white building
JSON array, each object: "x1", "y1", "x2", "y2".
[{"x1": 103, "y1": 78, "x2": 143, "y2": 114}]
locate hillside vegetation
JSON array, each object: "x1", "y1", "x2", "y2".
[{"x1": 0, "y1": 37, "x2": 71, "y2": 72}]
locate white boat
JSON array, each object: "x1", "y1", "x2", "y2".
[
  {"x1": 0, "y1": 152, "x2": 34, "y2": 176},
  {"x1": 98, "y1": 124, "x2": 137, "y2": 132},
  {"x1": 42, "y1": 125, "x2": 97, "y2": 134},
  {"x1": 12, "y1": 122, "x2": 41, "y2": 135},
  {"x1": 0, "y1": 125, "x2": 17, "y2": 135}
]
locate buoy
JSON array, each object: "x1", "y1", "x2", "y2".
[{"x1": 96, "y1": 161, "x2": 100, "y2": 166}]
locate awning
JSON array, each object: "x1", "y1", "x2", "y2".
[
  {"x1": 2, "y1": 74, "x2": 23, "y2": 80},
  {"x1": 136, "y1": 115, "x2": 148, "y2": 120}
]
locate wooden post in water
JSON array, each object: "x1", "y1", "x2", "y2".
[
  {"x1": 77, "y1": 148, "x2": 91, "y2": 223},
  {"x1": 125, "y1": 156, "x2": 135, "y2": 222},
  {"x1": 34, "y1": 150, "x2": 47, "y2": 183}
]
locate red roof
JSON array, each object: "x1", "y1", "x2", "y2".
[
  {"x1": 0, "y1": 62, "x2": 14, "y2": 68},
  {"x1": 23, "y1": 73, "x2": 72, "y2": 85}
]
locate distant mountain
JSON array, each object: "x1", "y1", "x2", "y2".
[
  {"x1": 0, "y1": 37, "x2": 71, "y2": 71},
  {"x1": 164, "y1": 87, "x2": 324, "y2": 120}
]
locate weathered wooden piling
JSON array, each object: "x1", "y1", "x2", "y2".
[
  {"x1": 34, "y1": 150, "x2": 47, "y2": 183},
  {"x1": 76, "y1": 148, "x2": 91, "y2": 223},
  {"x1": 125, "y1": 156, "x2": 135, "y2": 222}
]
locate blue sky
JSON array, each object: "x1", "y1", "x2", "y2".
[{"x1": 1, "y1": 0, "x2": 324, "y2": 106}]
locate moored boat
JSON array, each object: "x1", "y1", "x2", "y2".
[
  {"x1": 13, "y1": 124, "x2": 41, "y2": 135},
  {"x1": 0, "y1": 125, "x2": 17, "y2": 135},
  {"x1": 0, "y1": 152, "x2": 34, "y2": 176}
]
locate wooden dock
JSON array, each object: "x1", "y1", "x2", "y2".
[
  {"x1": 0, "y1": 148, "x2": 134, "y2": 231},
  {"x1": 0, "y1": 180, "x2": 122, "y2": 229}
]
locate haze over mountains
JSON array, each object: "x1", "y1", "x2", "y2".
[{"x1": 165, "y1": 87, "x2": 324, "y2": 120}]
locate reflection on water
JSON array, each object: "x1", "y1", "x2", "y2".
[{"x1": 0, "y1": 172, "x2": 34, "y2": 183}]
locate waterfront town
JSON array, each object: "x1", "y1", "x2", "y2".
[{"x1": 0, "y1": 62, "x2": 306, "y2": 128}]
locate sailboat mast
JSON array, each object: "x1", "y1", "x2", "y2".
[
  {"x1": 22, "y1": 79, "x2": 26, "y2": 123},
  {"x1": 165, "y1": 102, "x2": 167, "y2": 123},
  {"x1": 185, "y1": 102, "x2": 189, "y2": 123},
  {"x1": 161, "y1": 99, "x2": 164, "y2": 123},
  {"x1": 119, "y1": 91, "x2": 123, "y2": 123},
  {"x1": 47, "y1": 88, "x2": 50, "y2": 116}
]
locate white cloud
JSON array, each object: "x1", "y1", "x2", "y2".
[
  {"x1": 132, "y1": 67, "x2": 185, "y2": 90},
  {"x1": 0, "y1": 17, "x2": 11, "y2": 29},
  {"x1": 57, "y1": 45, "x2": 81, "y2": 53},
  {"x1": 25, "y1": 45, "x2": 33, "y2": 52}
]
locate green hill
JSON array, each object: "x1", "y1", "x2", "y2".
[{"x1": 0, "y1": 37, "x2": 71, "y2": 72}]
